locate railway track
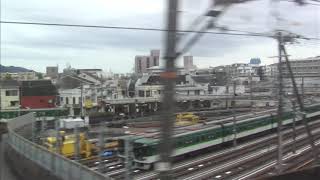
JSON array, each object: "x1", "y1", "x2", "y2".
[
  {"x1": 178, "y1": 129, "x2": 320, "y2": 180},
  {"x1": 231, "y1": 140, "x2": 320, "y2": 180},
  {"x1": 79, "y1": 156, "x2": 119, "y2": 167},
  {"x1": 198, "y1": 133, "x2": 320, "y2": 180},
  {"x1": 133, "y1": 118, "x2": 320, "y2": 180}
]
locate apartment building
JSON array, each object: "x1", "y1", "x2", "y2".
[{"x1": 134, "y1": 50, "x2": 160, "y2": 74}]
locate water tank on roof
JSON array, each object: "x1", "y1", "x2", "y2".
[{"x1": 250, "y1": 58, "x2": 261, "y2": 65}]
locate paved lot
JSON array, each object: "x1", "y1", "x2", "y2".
[{"x1": 0, "y1": 135, "x2": 19, "y2": 180}]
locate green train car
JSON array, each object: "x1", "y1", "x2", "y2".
[
  {"x1": 0, "y1": 108, "x2": 69, "y2": 119},
  {"x1": 118, "y1": 103, "x2": 320, "y2": 170}
]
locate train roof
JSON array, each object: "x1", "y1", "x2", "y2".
[
  {"x1": 134, "y1": 114, "x2": 273, "y2": 145},
  {"x1": 135, "y1": 138, "x2": 158, "y2": 145},
  {"x1": 131, "y1": 103, "x2": 320, "y2": 145}
]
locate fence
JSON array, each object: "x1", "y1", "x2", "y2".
[{"x1": 7, "y1": 113, "x2": 111, "y2": 180}]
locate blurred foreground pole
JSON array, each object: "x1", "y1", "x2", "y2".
[{"x1": 158, "y1": 0, "x2": 178, "y2": 180}]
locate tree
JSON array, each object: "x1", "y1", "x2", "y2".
[
  {"x1": 36, "y1": 72, "x2": 43, "y2": 79},
  {"x1": 4, "y1": 73, "x2": 12, "y2": 80}
]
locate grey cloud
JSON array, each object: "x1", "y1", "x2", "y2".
[{"x1": 1, "y1": 0, "x2": 319, "y2": 73}]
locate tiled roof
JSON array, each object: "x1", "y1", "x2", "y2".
[
  {"x1": 0, "y1": 80, "x2": 19, "y2": 88},
  {"x1": 21, "y1": 80, "x2": 57, "y2": 96}
]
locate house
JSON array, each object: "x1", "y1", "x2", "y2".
[
  {"x1": 134, "y1": 74, "x2": 214, "y2": 97},
  {"x1": 57, "y1": 74, "x2": 96, "y2": 89},
  {"x1": 0, "y1": 80, "x2": 20, "y2": 110},
  {"x1": 20, "y1": 80, "x2": 58, "y2": 109}
]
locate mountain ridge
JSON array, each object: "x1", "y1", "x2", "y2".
[{"x1": 0, "y1": 64, "x2": 34, "y2": 73}]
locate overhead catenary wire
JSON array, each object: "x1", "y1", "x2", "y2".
[
  {"x1": 1, "y1": 20, "x2": 320, "y2": 41},
  {"x1": 281, "y1": 0, "x2": 320, "y2": 6},
  {"x1": 0, "y1": 20, "x2": 273, "y2": 37}
]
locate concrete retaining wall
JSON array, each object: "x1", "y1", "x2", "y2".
[{"x1": 4, "y1": 142, "x2": 62, "y2": 180}]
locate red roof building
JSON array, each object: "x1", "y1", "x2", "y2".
[{"x1": 20, "y1": 80, "x2": 58, "y2": 109}]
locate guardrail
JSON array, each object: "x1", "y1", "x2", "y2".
[{"x1": 7, "y1": 113, "x2": 111, "y2": 180}]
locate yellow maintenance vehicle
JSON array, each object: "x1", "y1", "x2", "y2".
[
  {"x1": 175, "y1": 112, "x2": 200, "y2": 126},
  {"x1": 43, "y1": 131, "x2": 118, "y2": 159}
]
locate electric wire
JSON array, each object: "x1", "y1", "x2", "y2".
[
  {"x1": 0, "y1": 20, "x2": 273, "y2": 38},
  {"x1": 2, "y1": 20, "x2": 320, "y2": 41}
]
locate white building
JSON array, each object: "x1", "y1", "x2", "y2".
[
  {"x1": 0, "y1": 71, "x2": 38, "y2": 81},
  {"x1": 0, "y1": 80, "x2": 20, "y2": 110},
  {"x1": 183, "y1": 56, "x2": 197, "y2": 72},
  {"x1": 134, "y1": 73, "x2": 224, "y2": 98},
  {"x1": 59, "y1": 88, "x2": 82, "y2": 107},
  {"x1": 266, "y1": 56, "x2": 320, "y2": 77}
]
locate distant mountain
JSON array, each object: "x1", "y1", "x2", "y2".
[{"x1": 0, "y1": 65, "x2": 34, "y2": 73}]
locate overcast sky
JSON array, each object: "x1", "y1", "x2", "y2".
[{"x1": 1, "y1": 0, "x2": 319, "y2": 73}]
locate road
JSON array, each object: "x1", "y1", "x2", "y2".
[{"x1": 0, "y1": 135, "x2": 19, "y2": 180}]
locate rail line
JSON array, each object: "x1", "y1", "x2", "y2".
[
  {"x1": 178, "y1": 130, "x2": 320, "y2": 180},
  {"x1": 232, "y1": 140, "x2": 320, "y2": 180},
  {"x1": 134, "y1": 117, "x2": 320, "y2": 180}
]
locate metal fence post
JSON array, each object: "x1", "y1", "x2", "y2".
[
  {"x1": 98, "y1": 127, "x2": 105, "y2": 173},
  {"x1": 74, "y1": 125, "x2": 80, "y2": 161},
  {"x1": 125, "y1": 137, "x2": 133, "y2": 180},
  {"x1": 55, "y1": 120, "x2": 61, "y2": 154}
]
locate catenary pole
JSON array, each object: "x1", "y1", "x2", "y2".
[
  {"x1": 158, "y1": 0, "x2": 178, "y2": 179},
  {"x1": 276, "y1": 31, "x2": 284, "y2": 174},
  {"x1": 281, "y1": 44, "x2": 319, "y2": 164}
]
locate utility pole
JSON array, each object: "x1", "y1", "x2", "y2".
[
  {"x1": 232, "y1": 81, "x2": 237, "y2": 147},
  {"x1": 291, "y1": 100, "x2": 297, "y2": 154},
  {"x1": 301, "y1": 77, "x2": 304, "y2": 105},
  {"x1": 272, "y1": 29, "x2": 319, "y2": 170},
  {"x1": 226, "y1": 84, "x2": 229, "y2": 109},
  {"x1": 74, "y1": 125, "x2": 80, "y2": 161},
  {"x1": 31, "y1": 114, "x2": 37, "y2": 143},
  {"x1": 98, "y1": 127, "x2": 104, "y2": 173},
  {"x1": 41, "y1": 117, "x2": 46, "y2": 141},
  {"x1": 276, "y1": 31, "x2": 284, "y2": 174},
  {"x1": 158, "y1": 0, "x2": 178, "y2": 179},
  {"x1": 280, "y1": 40, "x2": 319, "y2": 164},
  {"x1": 249, "y1": 74, "x2": 253, "y2": 110},
  {"x1": 80, "y1": 83, "x2": 84, "y2": 117},
  {"x1": 124, "y1": 137, "x2": 133, "y2": 180},
  {"x1": 100, "y1": 84, "x2": 104, "y2": 112},
  {"x1": 55, "y1": 120, "x2": 61, "y2": 154}
]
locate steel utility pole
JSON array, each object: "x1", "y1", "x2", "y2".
[
  {"x1": 291, "y1": 100, "x2": 297, "y2": 154},
  {"x1": 125, "y1": 137, "x2": 133, "y2": 180},
  {"x1": 280, "y1": 42, "x2": 319, "y2": 164},
  {"x1": 98, "y1": 127, "x2": 104, "y2": 173},
  {"x1": 249, "y1": 74, "x2": 253, "y2": 109},
  {"x1": 232, "y1": 81, "x2": 237, "y2": 147},
  {"x1": 80, "y1": 83, "x2": 84, "y2": 117},
  {"x1": 301, "y1": 77, "x2": 304, "y2": 104},
  {"x1": 74, "y1": 125, "x2": 80, "y2": 161},
  {"x1": 276, "y1": 31, "x2": 284, "y2": 174},
  {"x1": 55, "y1": 120, "x2": 61, "y2": 154},
  {"x1": 100, "y1": 84, "x2": 104, "y2": 112},
  {"x1": 158, "y1": 0, "x2": 178, "y2": 179}
]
